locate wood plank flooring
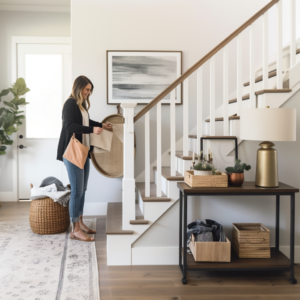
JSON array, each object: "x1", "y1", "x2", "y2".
[{"x1": 1, "y1": 202, "x2": 300, "y2": 300}]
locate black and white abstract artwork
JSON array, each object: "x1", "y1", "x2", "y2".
[{"x1": 107, "y1": 51, "x2": 182, "y2": 104}]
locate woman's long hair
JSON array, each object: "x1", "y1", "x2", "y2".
[{"x1": 69, "y1": 76, "x2": 94, "y2": 111}]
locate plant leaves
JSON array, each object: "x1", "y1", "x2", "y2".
[
  {"x1": 0, "y1": 151, "x2": 6, "y2": 155},
  {"x1": 3, "y1": 101, "x2": 17, "y2": 112},
  {"x1": 0, "y1": 145, "x2": 7, "y2": 151}
]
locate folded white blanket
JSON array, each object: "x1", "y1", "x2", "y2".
[{"x1": 30, "y1": 184, "x2": 70, "y2": 202}]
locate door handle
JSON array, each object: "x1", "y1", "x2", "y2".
[
  {"x1": 19, "y1": 145, "x2": 27, "y2": 149},
  {"x1": 19, "y1": 135, "x2": 23, "y2": 139}
]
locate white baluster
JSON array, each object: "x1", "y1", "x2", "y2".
[
  {"x1": 210, "y1": 56, "x2": 215, "y2": 135},
  {"x1": 277, "y1": 0, "x2": 283, "y2": 89},
  {"x1": 145, "y1": 111, "x2": 150, "y2": 197},
  {"x1": 156, "y1": 101, "x2": 162, "y2": 197},
  {"x1": 249, "y1": 23, "x2": 256, "y2": 108},
  {"x1": 237, "y1": 34, "x2": 242, "y2": 117},
  {"x1": 197, "y1": 67, "x2": 203, "y2": 156},
  {"x1": 170, "y1": 89, "x2": 176, "y2": 176},
  {"x1": 183, "y1": 78, "x2": 189, "y2": 156},
  {"x1": 263, "y1": 12, "x2": 269, "y2": 89},
  {"x1": 121, "y1": 103, "x2": 137, "y2": 230},
  {"x1": 290, "y1": 0, "x2": 296, "y2": 68},
  {"x1": 223, "y1": 45, "x2": 229, "y2": 136}
]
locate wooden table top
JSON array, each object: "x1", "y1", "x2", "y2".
[{"x1": 177, "y1": 181, "x2": 299, "y2": 195}]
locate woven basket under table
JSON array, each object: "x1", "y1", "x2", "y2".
[{"x1": 29, "y1": 197, "x2": 70, "y2": 234}]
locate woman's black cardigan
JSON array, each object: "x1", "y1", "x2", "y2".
[{"x1": 56, "y1": 98, "x2": 102, "y2": 162}]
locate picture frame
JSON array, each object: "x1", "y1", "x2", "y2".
[{"x1": 107, "y1": 50, "x2": 182, "y2": 105}]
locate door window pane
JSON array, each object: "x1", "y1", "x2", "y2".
[{"x1": 25, "y1": 54, "x2": 62, "y2": 138}]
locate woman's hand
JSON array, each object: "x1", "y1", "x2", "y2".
[
  {"x1": 93, "y1": 127, "x2": 103, "y2": 135},
  {"x1": 103, "y1": 123, "x2": 113, "y2": 130}
]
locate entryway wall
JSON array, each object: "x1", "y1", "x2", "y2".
[{"x1": 0, "y1": 10, "x2": 70, "y2": 197}]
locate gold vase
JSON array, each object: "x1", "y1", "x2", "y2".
[{"x1": 255, "y1": 141, "x2": 278, "y2": 187}]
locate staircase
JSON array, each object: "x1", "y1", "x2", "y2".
[{"x1": 106, "y1": 0, "x2": 300, "y2": 265}]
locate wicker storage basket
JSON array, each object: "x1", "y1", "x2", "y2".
[
  {"x1": 29, "y1": 198, "x2": 70, "y2": 234},
  {"x1": 184, "y1": 170, "x2": 228, "y2": 187}
]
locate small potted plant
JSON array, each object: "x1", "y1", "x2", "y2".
[
  {"x1": 225, "y1": 159, "x2": 251, "y2": 186},
  {"x1": 193, "y1": 162, "x2": 213, "y2": 176}
]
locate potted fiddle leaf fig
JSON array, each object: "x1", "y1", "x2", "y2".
[
  {"x1": 225, "y1": 159, "x2": 251, "y2": 186},
  {"x1": 0, "y1": 78, "x2": 30, "y2": 155},
  {"x1": 193, "y1": 162, "x2": 213, "y2": 176}
]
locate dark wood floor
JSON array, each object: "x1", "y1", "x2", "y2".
[{"x1": 1, "y1": 202, "x2": 300, "y2": 300}]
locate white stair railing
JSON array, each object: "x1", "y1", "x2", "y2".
[
  {"x1": 210, "y1": 56, "x2": 216, "y2": 135},
  {"x1": 170, "y1": 89, "x2": 176, "y2": 176},
  {"x1": 183, "y1": 79, "x2": 189, "y2": 156},
  {"x1": 237, "y1": 34, "x2": 243, "y2": 117},
  {"x1": 145, "y1": 111, "x2": 150, "y2": 197},
  {"x1": 249, "y1": 23, "x2": 256, "y2": 108},
  {"x1": 156, "y1": 102, "x2": 162, "y2": 197},
  {"x1": 263, "y1": 11, "x2": 269, "y2": 90},
  {"x1": 121, "y1": 103, "x2": 137, "y2": 230},
  {"x1": 290, "y1": 0, "x2": 296, "y2": 68},
  {"x1": 223, "y1": 45, "x2": 229, "y2": 136},
  {"x1": 277, "y1": 0, "x2": 283, "y2": 88},
  {"x1": 196, "y1": 67, "x2": 203, "y2": 155}
]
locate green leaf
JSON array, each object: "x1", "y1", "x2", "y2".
[
  {"x1": 0, "y1": 107, "x2": 5, "y2": 117},
  {"x1": 235, "y1": 159, "x2": 241, "y2": 165},
  {"x1": 3, "y1": 101, "x2": 17, "y2": 112},
  {"x1": 225, "y1": 167, "x2": 235, "y2": 173},
  {"x1": 13, "y1": 78, "x2": 30, "y2": 96},
  {"x1": 0, "y1": 151, "x2": 6, "y2": 155},
  {"x1": 15, "y1": 115, "x2": 25, "y2": 121},
  {"x1": 0, "y1": 89, "x2": 10, "y2": 97},
  {"x1": 0, "y1": 145, "x2": 7, "y2": 151},
  {"x1": 4, "y1": 125, "x2": 17, "y2": 135}
]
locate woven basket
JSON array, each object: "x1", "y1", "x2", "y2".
[
  {"x1": 29, "y1": 198, "x2": 70, "y2": 235},
  {"x1": 184, "y1": 170, "x2": 228, "y2": 187}
]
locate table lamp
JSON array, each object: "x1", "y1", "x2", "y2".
[{"x1": 240, "y1": 107, "x2": 296, "y2": 187}]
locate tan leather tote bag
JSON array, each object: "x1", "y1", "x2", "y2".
[{"x1": 63, "y1": 134, "x2": 89, "y2": 169}]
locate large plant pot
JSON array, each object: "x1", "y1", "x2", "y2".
[
  {"x1": 194, "y1": 170, "x2": 212, "y2": 176},
  {"x1": 227, "y1": 173, "x2": 244, "y2": 186}
]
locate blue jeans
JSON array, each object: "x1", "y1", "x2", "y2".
[{"x1": 63, "y1": 157, "x2": 90, "y2": 222}]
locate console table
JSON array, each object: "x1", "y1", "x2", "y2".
[{"x1": 177, "y1": 182, "x2": 299, "y2": 285}]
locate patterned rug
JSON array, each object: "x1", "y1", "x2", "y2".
[{"x1": 0, "y1": 219, "x2": 100, "y2": 300}]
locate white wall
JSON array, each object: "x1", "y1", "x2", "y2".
[
  {"x1": 0, "y1": 10, "x2": 70, "y2": 193},
  {"x1": 71, "y1": 0, "x2": 278, "y2": 206}
]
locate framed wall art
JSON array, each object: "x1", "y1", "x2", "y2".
[{"x1": 107, "y1": 51, "x2": 182, "y2": 105}]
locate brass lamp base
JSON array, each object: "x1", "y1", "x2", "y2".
[{"x1": 255, "y1": 141, "x2": 279, "y2": 188}]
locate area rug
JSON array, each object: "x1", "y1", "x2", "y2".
[{"x1": 0, "y1": 219, "x2": 100, "y2": 300}]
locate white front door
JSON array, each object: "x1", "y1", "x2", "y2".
[{"x1": 17, "y1": 43, "x2": 71, "y2": 199}]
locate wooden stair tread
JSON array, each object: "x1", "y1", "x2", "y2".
[
  {"x1": 229, "y1": 89, "x2": 292, "y2": 104},
  {"x1": 106, "y1": 203, "x2": 133, "y2": 235},
  {"x1": 136, "y1": 182, "x2": 171, "y2": 202},
  {"x1": 174, "y1": 151, "x2": 199, "y2": 161},
  {"x1": 153, "y1": 166, "x2": 184, "y2": 181},
  {"x1": 130, "y1": 205, "x2": 150, "y2": 225},
  {"x1": 243, "y1": 69, "x2": 278, "y2": 87},
  {"x1": 189, "y1": 135, "x2": 237, "y2": 139},
  {"x1": 205, "y1": 116, "x2": 240, "y2": 122}
]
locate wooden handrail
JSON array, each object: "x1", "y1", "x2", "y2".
[{"x1": 134, "y1": 0, "x2": 279, "y2": 123}]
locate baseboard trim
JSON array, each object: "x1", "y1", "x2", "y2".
[{"x1": 132, "y1": 247, "x2": 178, "y2": 265}]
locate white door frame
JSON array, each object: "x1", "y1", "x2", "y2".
[{"x1": 0, "y1": 36, "x2": 71, "y2": 202}]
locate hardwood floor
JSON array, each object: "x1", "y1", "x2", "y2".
[{"x1": 1, "y1": 202, "x2": 300, "y2": 300}]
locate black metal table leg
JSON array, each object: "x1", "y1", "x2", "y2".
[
  {"x1": 179, "y1": 190, "x2": 183, "y2": 269},
  {"x1": 182, "y1": 193, "x2": 188, "y2": 284},
  {"x1": 289, "y1": 193, "x2": 297, "y2": 284},
  {"x1": 276, "y1": 195, "x2": 280, "y2": 251}
]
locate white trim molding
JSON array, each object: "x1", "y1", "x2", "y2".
[{"x1": 0, "y1": 5, "x2": 70, "y2": 13}]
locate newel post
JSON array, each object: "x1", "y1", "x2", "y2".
[{"x1": 121, "y1": 103, "x2": 137, "y2": 230}]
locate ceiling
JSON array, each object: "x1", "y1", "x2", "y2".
[{"x1": 0, "y1": 0, "x2": 70, "y2": 6}]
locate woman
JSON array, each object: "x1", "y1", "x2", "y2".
[{"x1": 57, "y1": 75, "x2": 112, "y2": 242}]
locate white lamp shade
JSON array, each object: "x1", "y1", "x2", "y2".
[{"x1": 240, "y1": 108, "x2": 296, "y2": 141}]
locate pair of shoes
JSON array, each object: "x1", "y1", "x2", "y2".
[{"x1": 70, "y1": 232, "x2": 94, "y2": 242}]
